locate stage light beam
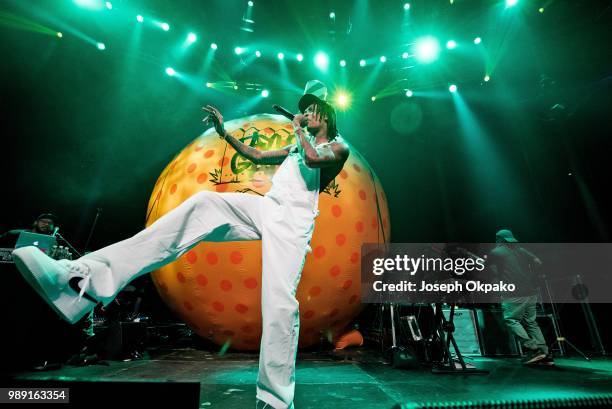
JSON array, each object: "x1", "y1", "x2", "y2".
[
  {"x1": 136, "y1": 15, "x2": 144, "y2": 23},
  {"x1": 210, "y1": 42, "x2": 218, "y2": 50},
  {"x1": 359, "y1": 59, "x2": 366, "y2": 67},
  {"x1": 414, "y1": 36, "x2": 440, "y2": 63},
  {"x1": 165, "y1": 67, "x2": 176, "y2": 76},
  {"x1": 96, "y1": 42, "x2": 106, "y2": 50},
  {"x1": 449, "y1": 84, "x2": 458, "y2": 93},
  {"x1": 474, "y1": 37, "x2": 482, "y2": 44},
  {"x1": 105, "y1": 2, "x2": 112, "y2": 10},
  {"x1": 506, "y1": 0, "x2": 518, "y2": 7},
  {"x1": 297, "y1": 53, "x2": 303, "y2": 62},
  {"x1": 339, "y1": 59, "x2": 346, "y2": 67},
  {"x1": 406, "y1": 89, "x2": 413, "y2": 97},
  {"x1": 314, "y1": 51, "x2": 329, "y2": 71},
  {"x1": 235, "y1": 47, "x2": 244, "y2": 55},
  {"x1": 380, "y1": 56, "x2": 386, "y2": 63},
  {"x1": 161, "y1": 22, "x2": 170, "y2": 31},
  {"x1": 446, "y1": 40, "x2": 457, "y2": 49},
  {"x1": 255, "y1": 50, "x2": 261, "y2": 57},
  {"x1": 187, "y1": 33, "x2": 197, "y2": 43},
  {"x1": 277, "y1": 52, "x2": 284, "y2": 60},
  {"x1": 261, "y1": 89, "x2": 269, "y2": 98},
  {"x1": 404, "y1": 3, "x2": 410, "y2": 10}
]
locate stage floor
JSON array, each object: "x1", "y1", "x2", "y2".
[{"x1": 8, "y1": 347, "x2": 612, "y2": 408}]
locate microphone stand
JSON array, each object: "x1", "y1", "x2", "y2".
[{"x1": 83, "y1": 208, "x2": 102, "y2": 254}]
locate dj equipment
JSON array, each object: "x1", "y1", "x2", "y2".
[{"x1": 15, "y1": 231, "x2": 57, "y2": 254}]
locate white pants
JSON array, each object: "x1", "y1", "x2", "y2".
[{"x1": 83, "y1": 190, "x2": 317, "y2": 409}]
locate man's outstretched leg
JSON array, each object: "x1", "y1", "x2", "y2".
[{"x1": 13, "y1": 191, "x2": 263, "y2": 324}]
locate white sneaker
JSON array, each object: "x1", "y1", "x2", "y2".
[{"x1": 12, "y1": 246, "x2": 99, "y2": 324}]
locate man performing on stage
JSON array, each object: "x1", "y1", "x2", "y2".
[{"x1": 12, "y1": 80, "x2": 349, "y2": 409}]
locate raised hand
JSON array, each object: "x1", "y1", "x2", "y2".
[{"x1": 202, "y1": 105, "x2": 226, "y2": 138}]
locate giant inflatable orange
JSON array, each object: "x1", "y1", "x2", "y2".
[{"x1": 146, "y1": 114, "x2": 390, "y2": 350}]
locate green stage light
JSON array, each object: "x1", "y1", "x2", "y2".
[
  {"x1": 233, "y1": 84, "x2": 238, "y2": 90},
  {"x1": 474, "y1": 37, "x2": 482, "y2": 44},
  {"x1": 235, "y1": 47, "x2": 244, "y2": 55},
  {"x1": 255, "y1": 50, "x2": 261, "y2": 57},
  {"x1": 261, "y1": 89, "x2": 269, "y2": 97},
  {"x1": 74, "y1": 0, "x2": 103, "y2": 10},
  {"x1": 314, "y1": 51, "x2": 329, "y2": 71},
  {"x1": 57, "y1": 32, "x2": 63, "y2": 38},
  {"x1": 96, "y1": 42, "x2": 106, "y2": 50},
  {"x1": 449, "y1": 84, "x2": 457, "y2": 93},
  {"x1": 371, "y1": 96, "x2": 376, "y2": 101},
  {"x1": 506, "y1": 0, "x2": 518, "y2": 7},
  {"x1": 359, "y1": 59, "x2": 366, "y2": 67},
  {"x1": 165, "y1": 67, "x2": 176, "y2": 76},
  {"x1": 210, "y1": 42, "x2": 218, "y2": 50},
  {"x1": 402, "y1": 52, "x2": 409, "y2": 59},
  {"x1": 404, "y1": 3, "x2": 410, "y2": 10},
  {"x1": 136, "y1": 15, "x2": 144, "y2": 23},
  {"x1": 105, "y1": 2, "x2": 112, "y2": 10},
  {"x1": 484, "y1": 75, "x2": 490, "y2": 82},
  {"x1": 329, "y1": 12, "x2": 335, "y2": 19},
  {"x1": 297, "y1": 53, "x2": 303, "y2": 61},
  {"x1": 380, "y1": 56, "x2": 386, "y2": 63},
  {"x1": 414, "y1": 36, "x2": 440, "y2": 63},
  {"x1": 446, "y1": 40, "x2": 457, "y2": 49},
  {"x1": 334, "y1": 91, "x2": 351, "y2": 110},
  {"x1": 248, "y1": 1, "x2": 253, "y2": 6},
  {"x1": 539, "y1": 7, "x2": 544, "y2": 13},
  {"x1": 161, "y1": 22, "x2": 170, "y2": 31},
  {"x1": 206, "y1": 82, "x2": 213, "y2": 88},
  {"x1": 277, "y1": 52, "x2": 284, "y2": 60},
  {"x1": 406, "y1": 89, "x2": 413, "y2": 97},
  {"x1": 339, "y1": 59, "x2": 346, "y2": 67},
  {"x1": 187, "y1": 33, "x2": 197, "y2": 43}
]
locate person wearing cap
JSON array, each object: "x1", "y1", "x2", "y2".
[
  {"x1": 487, "y1": 229, "x2": 553, "y2": 365},
  {"x1": 13, "y1": 80, "x2": 349, "y2": 409},
  {"x1": 0, "y1": 213, "x2": 58, "y2": 246}
]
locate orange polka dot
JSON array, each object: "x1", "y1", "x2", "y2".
[
  {"x1": 342, "y1": 280, "x2": 353, "y2": 290},
  {"x1": 355, "y1": 221, "x2": 364, "y2": 233},
  {"x1": 331, "y1": 205, "x2": 342, "y2": 217},
  {"x1": 350, "y1": 252, "x2": 359, "y2": 263},
  {"x1": 196, "y1": 274, "x2": 208, "y2": 287},
  {"x1": 170, "y1": 184, "x2": 177, "y2": 194},
  {"x1": 212, "y1": 301, "x2": 224, "y2": 312},
  {"x1": 309, "y1": 286, "x2": 322, "y2": 297},
  {"x1": 244, "y1": 277, "x2": 258, "y2": 289},
  {"x1": 352, "y1": 164, "x2": 361, "y2": 172},
  {"x1": 230, "y1": 251, "x2": 243, "y2": 264},
  {"x1": 186, "y1": 250, "x2": 197, "y2": 264},
  {"x1": 220, "y1": 280, "x2": 232, "y2": 291},
  {"x1": 336, "y1": 234, "x2": 346, "y2": 246},
  {"x1": 339, "y1": 170, "x2": 348, "y2": 179},
  {"x1": 206, "y1": 252, "x2": 218, "y2": 265},
  {"x1": 359, "y1": 190, "x2": 366, "y2": 200},
  {"x1": 349, "y1": 294, "x2": 358, "y2": 304},
  {"x1": 187, "y1": 163, "x2": 197, "y2": 173},
  {"x1": 235, "y1": 304, "x2": 248, "y2": 314},
  {"x1": 314, "y1": 246, "x2": 326, "y2": 258},
  {"x1": 215, "y1": 183, "x2": 228, "y2": 192},
  {"x1": 330, "y1": 265, "x2": 341, "y2": 277},
  {"x1": 218, "y1": 157, "x2": 229, "y2": 167},
  {"x1": 176, "y1": 272, "x2": 186, "y2": 283},
  {"x1": 329, "y1": 308, "x2": 339, "y2": 317},
  {"x1": 184, "y1": 301, "x2": 194, "y2": 311},
  {"x1": 372, "y1": 217, "x2": 378, "y2": 229},
  {"x1": 204, "y1": 149, "x2": 214, "y2": 158},
  {"x1": 241, "y1": 325, "x2": 253, "y2": 333},
  {"x1": 303, "y1": 310, "x2": 315, "y2": 319},
  {"x1": 197, "y1": 173, "x2": 207, "y2": 184}
]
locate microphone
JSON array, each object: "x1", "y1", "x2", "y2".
[
  {"x1": 272, "y1": 104, "x2": 295, "y2": 121},
  {"x1": 52, "y1": 227, "x2": 59, "y2": 237}
]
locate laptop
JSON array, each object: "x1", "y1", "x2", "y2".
[{"x1": 15, "y1": 231, "x2": 58, "y2": 255}]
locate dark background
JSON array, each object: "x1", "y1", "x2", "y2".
[{"x1": 1, "y1": 0, "x2": 611, "y2": 350}]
